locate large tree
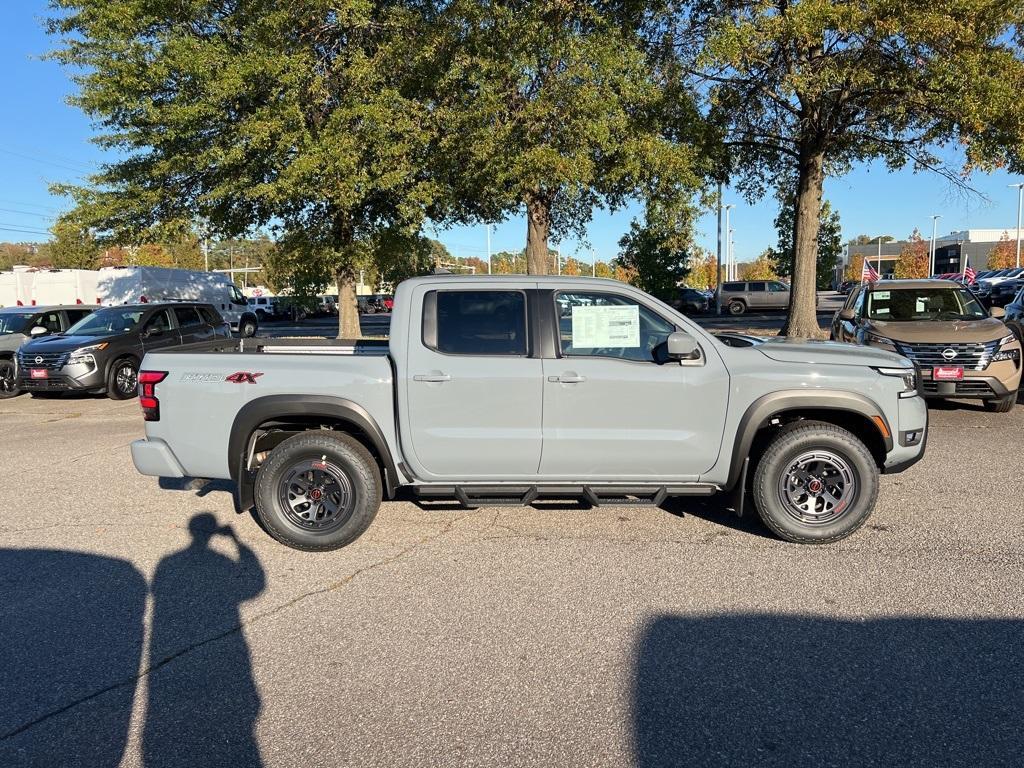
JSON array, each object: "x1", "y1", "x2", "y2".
[
  {"x1": 665, "y1": 0, "x2": 1024, "y2": 336},
  {"x1": 423, "y1": 0, "x2": 700, "y2": 274},
  {"x1": 49, "y1": 0, "x2": 435, "y2": 337},
  {"x1": 774, "y1": 189, "x2": 842, "y2": 289},
  {"x1": 48, "y1": 214, "x2": 101, "y2": 269}
]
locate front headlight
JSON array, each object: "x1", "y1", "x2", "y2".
[
  {"x1": 876, "y1": 366, "x2": 918, "y2": 398},
  {"x1": 68, "y1": 342, "x2": 107, "y2": 365},
  {"x1": 865, "y1": 332, "x2": 897, "y2": 350},
  {"x1": 992, "y1": 334, "x2": 1021, "y2": 363}
]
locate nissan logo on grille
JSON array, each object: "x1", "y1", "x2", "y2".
[
  {"x1": 34, "y1": 356, "x2": 43, "y2": 364},
  {"x1": 941, "y1": 348, "x2": 957, "y2": 361}
]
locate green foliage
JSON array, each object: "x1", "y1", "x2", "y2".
[
  {"x1": 665, "y1": 0, "x2": 1024, "y2": 334},
  {"x1": 774, "y1": 188, "x2": 843, "y2": 289},
  {"x1": 423, "y1": 1, "x2": 703, "y2": 272},
  {"x1": 740, "y1": 250, "x2": 780, "y2": 281},
  {"x1": 848, "y1": 234, "x2": 895, "y2": 246},
  {"x1": 48, "y1": 215, "x2": 100, "y2": 269},
  {"x1": 616, "y1": 218, "x2": 692, "y2": 300}
]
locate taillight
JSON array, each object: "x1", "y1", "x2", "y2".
[{"x1": 138, "y1": 370, "x2": 168, "y2": 421}]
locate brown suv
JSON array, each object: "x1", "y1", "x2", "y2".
[{"x1": 832, "y1": 279, "x2": 1022, "y2": 412}]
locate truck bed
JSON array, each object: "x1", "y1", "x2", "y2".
[{"x1": 163, "y1": 337, "x2": 391, "y2": 356}]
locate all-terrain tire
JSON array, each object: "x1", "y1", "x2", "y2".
[
  {"x1": 254, "y1": 431, "x2": 382, "y2": 551},
  {"x1": 752, "y1": 421, "x2": 879, "y2": 544},
  {"x1": 0, "y1": 358, "x2": 20, "y2": 399},
  {"x1": 728, "y1": 300, "x2": 746, "y2": 316}
]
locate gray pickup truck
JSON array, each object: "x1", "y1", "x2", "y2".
[{"x1": 131, "y1": 275, "x2": 927, "y2": 550}]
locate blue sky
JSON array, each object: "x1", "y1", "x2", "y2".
[{"x1": 4, "y1": 1, "x2": 1024, "y2": 266}]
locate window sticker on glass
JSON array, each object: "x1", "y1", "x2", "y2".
[
  {"x1": 571, "y1": 304, "x2": 640, "y2": 348},
  {"x1": 875, "y1": 291, "x2": 890, "y2": 301}
]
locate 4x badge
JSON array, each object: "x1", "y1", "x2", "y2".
[{"x1": 224, "y1": 371, "x2": 264, "y2": 384}]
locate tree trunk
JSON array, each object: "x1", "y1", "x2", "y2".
[
  {"x1": 335, "y1": 263, "x2": 361, "y2": 339},
  {"x1": 781, "y1": 145, "x2": 827, "y2": 338},
  {"x1": 525, "y1": 193, "x2": 550, "y2": 275}
]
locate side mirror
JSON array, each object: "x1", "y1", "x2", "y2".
[
  {"x1": 143, "y1": 327, "x2": 163, "y2": 339},
  {"x1": 29, "y1": 326, "x2": 49, "y2": 337},
  {"x1": 838, "y1": 308, "x2": 856, "y2": 322},
  {"x1": 666, "y1": 331, "x2": 699, "y2": 361},
  {"x1": 990, "y1": 306, "x2": 1005, "y2": 318}
]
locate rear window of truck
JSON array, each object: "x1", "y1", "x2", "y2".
[{"x1": 425, "y1": 290, "x2": 527, "y2": 356}]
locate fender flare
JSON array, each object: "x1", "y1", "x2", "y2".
[
  {"x1": 228, "y1": 394, "x2": 399, "y2": 510},
  {"x1": 726, "y1": 390, "x2": 893, "y2": 490}
]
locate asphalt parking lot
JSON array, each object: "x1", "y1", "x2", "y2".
[{"x1": 2, "y1": 388, "x2": 1023, "y2": 767}]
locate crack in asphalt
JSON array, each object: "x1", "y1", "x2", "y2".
[{"x1": 0, "y1": 512, "x2": 471, "y2": 743}]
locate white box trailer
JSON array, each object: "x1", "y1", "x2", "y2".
[
  {"x1": 96, "y1": 266, "x2": 258, "y2": 335},
  {"x1": 0, "y1": 269, "x2": 40, "y2": 308},
  {"x1": 31, "y1": 269, "x2": 101, "y2": 306}
]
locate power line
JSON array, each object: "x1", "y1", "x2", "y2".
[
  {"x1": 0, "y1": 147, "x2": 93, "y2": 175},
  {"x1": 0, "y1": 223, "x2": 52, "y2": 236},
  {"x1": 0, "y1": 198, "x2": 63, "y2": 213},
  {"x1": 0, "y1": 207, "x2": 55, "y2": 220}
]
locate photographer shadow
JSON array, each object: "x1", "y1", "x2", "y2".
[{"x1": 144, "y1": 513, "x2": 266, "y2": 767}]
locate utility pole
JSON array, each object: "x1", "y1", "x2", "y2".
[
  {"x1": 1011, "y1": 184, "x2": 1024, "y2": 268},
  {"x1": 877, "y1": 236, "x2": 883, "y2": 275},
  {"x1": 929, "y1": 215, "x2": 941, "y2": 275},
  {"x1": 715, "y1": 183, "x2": 723, "y2": 314},
  {"x1": 729, "y1": 228, "x2": 736, "y2": 280}
]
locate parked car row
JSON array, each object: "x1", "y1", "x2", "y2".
[{"x1": 0, "y1": 301, "x2": 231, "y2": 400}]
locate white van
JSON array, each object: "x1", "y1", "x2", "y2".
[{"x1": 96, "y1": 266, "x2": 259, "y2": 336}]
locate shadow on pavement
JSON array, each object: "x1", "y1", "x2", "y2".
[
  {"x1": 0, "y1": 549, "x2": 146, "y2": 765},
  {"x1": 633, "y1": 614, "x2": 1024, "y2": 767},
  {"x1": 0, "y1": 513, "x2": 267, "y2": 767},
  {"x1": 144, "y1": 513, "x2": 266, "y2": 767}
]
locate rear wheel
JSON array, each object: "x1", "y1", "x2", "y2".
[
  {"x1": 254, "y1": 432, "x2": 382, "y2": 551},
  {"x1": 107, "y1": 358, "x2": 138, "y2": 400},
  {"x1": 752, "y1": 421, "x2": 879, "y2": 544},
  {"x1": 0, "y1": 358, "x2": 19, "y2": 399},
  {"x1": 984, "y1": 392, "x2": 1017, "y2": 413},
  {"x1": 728, "y1": 300, "x2": 746, "y2": 316}
]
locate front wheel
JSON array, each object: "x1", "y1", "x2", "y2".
[
  {"x1": 254, "y1": 432, "x2": 382, "y2": 551},
  {"x1": 0, "y1": 359, "x2": 20, "y2": 399},
  {"x1": 239, "y1": 316, "x2": 258, "y2": 338},
  {"x1": 752, "y1": 421, "x2": 879, "y2": 544},
  {"x1": 107, "y1": 358, "x2": 138, "y2": 400}
]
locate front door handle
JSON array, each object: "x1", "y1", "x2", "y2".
[
  {"x1": 413, "y1": 373, "x2": 451, "y2": 383},
  {"x1": 548, "y1": 373, "x2": 586, "y2": 384}
]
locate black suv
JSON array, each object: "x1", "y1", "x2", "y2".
[{"x1": 17, "y1": 302, "x2": 230, "y2": 399}]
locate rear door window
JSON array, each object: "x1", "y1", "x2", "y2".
[
  {"x1": 426, "y1": 290, "x2": 528, "y2": 356},
  {"x1": 748, "y1": 282, "x2": 766, "y2": 293},
  {"x1": 173, "y1": 306, "x2": 204, "y2": 328}
]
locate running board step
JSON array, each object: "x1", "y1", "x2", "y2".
[{"x1": 413, "y1": 484, "x2": 717, "y2": 510}]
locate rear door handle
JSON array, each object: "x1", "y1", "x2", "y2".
[
  {"x1": 548, "y1": 374, "x2": 586, "y2": 384},
  {"x1": 413, "y1": 373, "x2": 451, "y2": 383}
]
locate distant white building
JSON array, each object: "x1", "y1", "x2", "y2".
[{"x1": 840, "y1": 227, "x2": 1022, "y2": 280}]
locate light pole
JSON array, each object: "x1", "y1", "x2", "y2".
[
  {"x1": 723, "y1": 204, "x2": 735, "y2": 281},
  {"x1": 485, "y1": 224, "x2": 492, "y2": 274},
  {"x1": 929, "y1": 215, "x2": 941, "y2": 275},
  {"x1": 1011, "y1": 184, "x2": 1024, "y2": 268},
  {"x1": 729, "y1": 228, "x2": 736, "y2": 280},
  {"x1": 877, "y1": 236, "x2": 883, "y2": 275},
  {"x1": 715, "y1": 183, "x2": 724, "y2": 313}
]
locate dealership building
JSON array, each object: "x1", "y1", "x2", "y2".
[{"x1": 841, "y1": 228, "x2": 1022, "y2": 281}]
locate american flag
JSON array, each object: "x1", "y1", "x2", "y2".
[
  {"x1": 964, "y1": 265, "x2": 976, "y2": 284},
  {"x1": 861, "y1": 259, "x2": 880, "y2": 283}
]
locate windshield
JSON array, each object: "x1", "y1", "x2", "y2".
[
  {"x1": 65, "y1": 308, "x2": 145, "y2": 336},
  {"x1": 0, "y1": 312, "x2": 34, "y2": 335},
  {"x1": 865, "y1": 287, "x2": 988, "y2": 322}
]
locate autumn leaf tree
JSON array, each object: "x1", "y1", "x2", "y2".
[
  {"x1": 739, "y1": 250, "x2": 780, "y2": 281},
  {"x1": 894, "y1": 229, "x2": 930, "y2": 278},
  {"x1": 987, "y1": 231, "x2": 1018, "y2": 270},
  {"x1": 662, "y1": 0, "x2": 1024, "y2": 337}
]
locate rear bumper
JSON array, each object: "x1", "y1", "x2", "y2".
[{"x1": 131, "y1": 438, "x2": 186, "y2": 478}]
